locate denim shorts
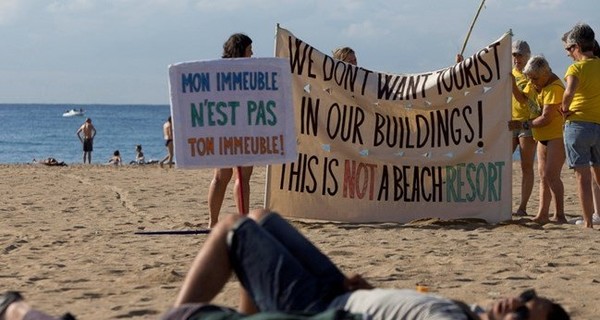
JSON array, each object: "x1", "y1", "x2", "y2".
[
  {"x1": 563, "y1": 121, "x2": 600, "y2": 168},
  {"x1": 512, "y1": 126, "x2": 533, "y2": 138},
  {"x1": 227, "y1": 213, "x2": 346, "y2": 313}
]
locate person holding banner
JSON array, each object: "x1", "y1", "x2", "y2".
[
  {"x1": 509, "y1": 55, "x2": 566, "y2": 224},
  {"x1": 207, "y1": 33, "x2": 255, "y2": 227},
  {"x1": 332, "y1": 47, "x2": 357, "y2": 65},
  {"x1": 510, "y1": 40, "x2": 537, "y2": 218},
  {"x1": 559, "y1": 23, "x2": 600, "y2": 229}
]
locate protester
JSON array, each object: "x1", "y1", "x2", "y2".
[
  {"x1": 207, "y1": 33, "x2": 255, "y2": 228},
  {"x1": 332, "y1": 47, "x2": 357, "y2": 65},
  {"x1": 510, "y1": 40, "x2": 537, "y2": 217},
  {"x1": 509, "y1": 55, "x2": 566, "y2": 224},
  {"x1": 559, "y1": 23, "x2": 600, "y2": 228},
  {"x1": 75, "y1": 118, "x2": 96, "y2": 164}
]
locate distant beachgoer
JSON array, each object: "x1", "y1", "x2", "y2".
[
  {"x1": 130, "y1": 144, "x2": 145, "y2": 165},
  {"x1": 159, "y1": 116, "x2": 174, "y2": 168},
  {"x1": 76, "y1": 118, "x2": 96, "y2": 164},
  {"x1": 332, "y1": 47, "x2": 357, "y2": 65},
  {"x1": 207, "y1": 33, "x2": 255, "y2": 228},
  {"x1": 32, "y1": 158, "x2": 67, "y2": 166},
  {"x1": 108, "y1": 150, "x2": 122, "y2": 166}
]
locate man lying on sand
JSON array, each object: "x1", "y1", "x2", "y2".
[{"x1": 1, "y1": 209, "x2": 570, "y2": 320}]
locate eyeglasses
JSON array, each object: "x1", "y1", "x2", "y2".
[
  {"x1": 513, "y1": 289, "x2": 538, "y2": 320},
  {"x1": 565, "y1": 44, "x2": 576, "y2": 52}
]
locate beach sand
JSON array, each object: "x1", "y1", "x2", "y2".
[{"x1": 1, "y1": 163, "x2": 599, "y2": 319}]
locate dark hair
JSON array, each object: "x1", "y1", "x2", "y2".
[
  {"x1": 593, "y1": 40, "x2": 600, "y2": 58},
  {"x1": 547, "y1": 302, "x2": 570, "y2": 320},
  {"x1": 114, "y1": 150, "x2": 120, "y2": 156},
  {"x1": 222, "y1": 33, "x2": 252, "y2": 58}
]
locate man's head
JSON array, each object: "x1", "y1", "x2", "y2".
[
  {"x1": 512, "y1": 40, "x2": 531, "y2": 71},
  {"x1": 481, "y1": 289, "x2": 569, "y2": 320}
]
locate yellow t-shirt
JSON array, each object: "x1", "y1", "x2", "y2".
[
  {"x1": 512, "y1": 68, "x2": 535, "y2": 120},
  {"x1": 531, "y1": 79, "x2": 565, "y2": 142},
  {"x1": 564, "y1": 58, "x2": 600, "y2": 124}
]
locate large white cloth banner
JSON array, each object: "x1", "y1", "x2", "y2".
[
  {"x1": 169, "y1": 58, "x2": 296, "y2": 168},
  {"x1": 266, "y1": 26, "x2": 513, "y2": 223}
]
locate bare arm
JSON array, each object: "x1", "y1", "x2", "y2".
[
  {"x1": 530, "y1": 103, "x2": 561, "y2": 128},
  {"x1": 561, "y1": 75, "x2": 578, "y2": 116},
  {"x1": 76, "y1": 126, "x2": 83, "y2": 142},
  {"x1": 511, "y1": 74, "x2": 528, "y2": 104}
]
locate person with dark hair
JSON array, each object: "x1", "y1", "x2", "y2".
[
  {"x1": 160, "y1": 116, "x2": 174, "y2": 168},
  {"x1": 207, "y1": 33, "x2": 254, "y2": 228},
  {"x1": 108, "y1": 150, "x2": 122, "y2": 166},
  {"x1": 560, "y1": 23, "x2": 600, "y2": 228},
  {"x1": 0, "y1": 209, "x2": 571, "y2": 320},
  {"x1": 75, "y1": 118, "x2": 96, "y2": 164}
]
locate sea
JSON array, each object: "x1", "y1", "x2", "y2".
[
  {"x1": 0, "y1": 103, "x2": 522, "y2": 164},
  {"x1": 0, "y1": 104, "x2": 171, "y2": 164}
]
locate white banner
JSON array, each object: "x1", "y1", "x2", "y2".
[
  {"x1": 266, "y1": 26, "x2": 512, "y2": 223},
  {"x1": 168, "y1": 58, "x2": 296, "y2": 168}
]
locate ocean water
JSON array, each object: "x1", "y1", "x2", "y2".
[{"x1": 0, "y1": 104, "x2": 171, "y2": 164}]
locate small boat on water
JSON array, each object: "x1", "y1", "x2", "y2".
[{"x1": 62, "y1": 109, "x2": 85, "y2": 117}]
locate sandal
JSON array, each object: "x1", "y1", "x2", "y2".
[
  {"x1": 512, "y1": 209, "x2": 528, "y2": 217},
  {"x1": 0, "y1": 291, "x2": 23, "y2": 317}
]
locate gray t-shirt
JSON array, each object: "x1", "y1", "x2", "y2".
[{"x1": 328, "y1": 289, "x2": 469, "y2": 320}]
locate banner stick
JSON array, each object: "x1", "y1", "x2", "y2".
[{"x1": 460, "y1": 0, "x2": 487, "y2": 56}]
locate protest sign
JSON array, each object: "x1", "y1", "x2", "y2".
[
  {"x1": 169, "y1": 58, "x2": 296, "y2": 168},
  {"x1": 266, "y1": 26, "x2": 512, "y2": 223}
]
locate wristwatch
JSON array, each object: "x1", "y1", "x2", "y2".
[{"x1": 522, "y1": 121, "x2": 530, "y2": 130}]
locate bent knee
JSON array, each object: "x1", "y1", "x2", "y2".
[{"x1": 248, "y1": 208, "x2": 274, "y2": 222}]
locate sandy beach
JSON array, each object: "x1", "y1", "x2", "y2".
[{"x1": 1, "y1": 163, "x2": 599, "y2": 319}]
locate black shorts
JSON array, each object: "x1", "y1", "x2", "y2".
[{"x1": 83, "y1": 138, "x2": 93, "y2": 152}]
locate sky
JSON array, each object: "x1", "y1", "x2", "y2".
[{"x1": 0, "y1": 0, "x2": 597, "y2": 105}]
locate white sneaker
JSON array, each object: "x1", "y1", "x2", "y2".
[{"x1": 574, "y1": 213, "x2": 600, "y2": 225}]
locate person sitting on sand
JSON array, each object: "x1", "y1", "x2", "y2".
[
  {"x1": 1, "y1": 209, "x2": 570, "y2": 320},
  {"x1": 107, "y1": 150, "x2": 122, "y2": 166},
  {"x1": 129, "y1": 145, "x2": 145, "y2": 165}
]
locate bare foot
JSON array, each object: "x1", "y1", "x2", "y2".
[{"x1": 551, "y1": 216, "x2": 568, "y2": 224}]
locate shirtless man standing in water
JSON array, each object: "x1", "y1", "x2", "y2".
[{"x1": 76, "y1": 118, "x2": 97, "y2": 164}]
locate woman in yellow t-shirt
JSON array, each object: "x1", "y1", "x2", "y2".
[
  {"x1": 560, "y1": 23, "x2": 600, "y2": 228},
  {"x1": 510, "y1": 56, "x2": 566, "y2": 224},
  {"x1": 510, "y1": 40, "x2": 537, "y2": 217}
]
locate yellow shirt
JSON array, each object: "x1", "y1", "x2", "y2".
[
  {"x1": 512, "y1": 68, "x2": 534, "y2": 121},
  {"x1": 564, "y1": 58, "x2": 600, "y2": 124},
  {"x1": 531, "y1": 79, "x2": 564, "y2": 142}
]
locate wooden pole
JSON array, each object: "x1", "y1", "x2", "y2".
[{"x1": 460, "y1": 0, "x2": 487, "y2": 56}]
